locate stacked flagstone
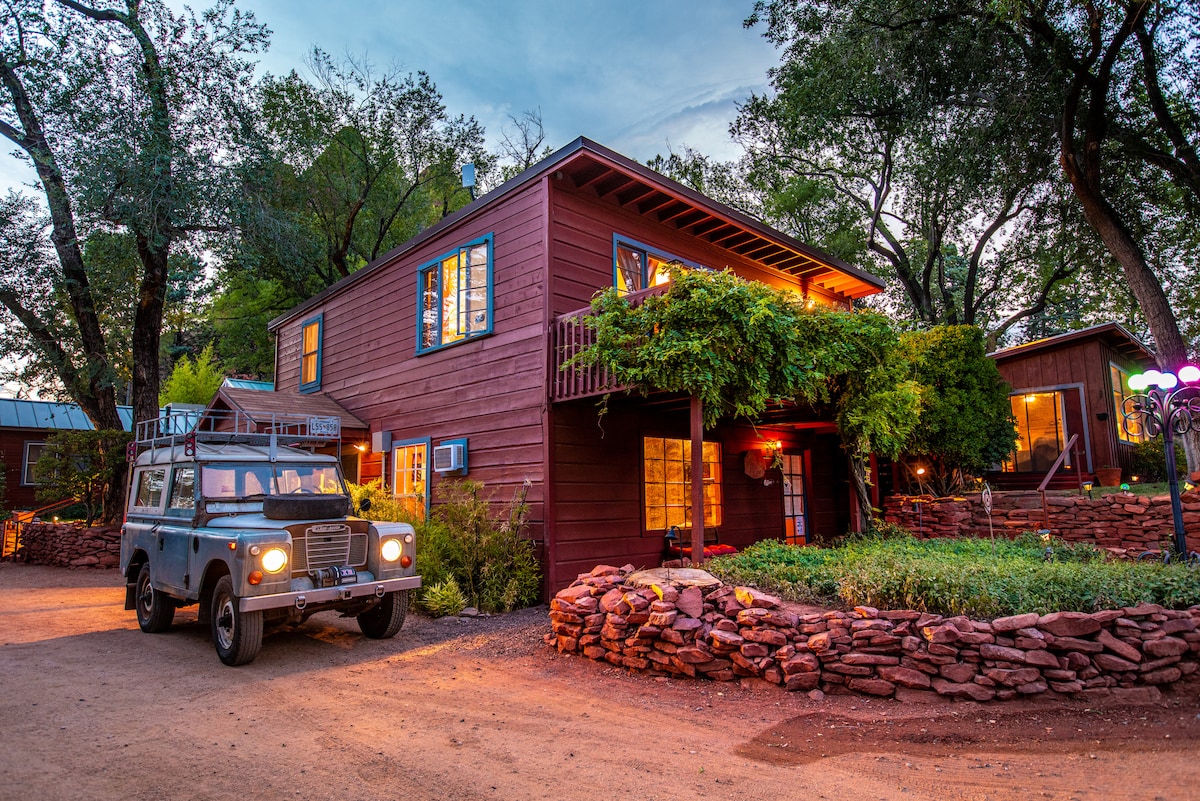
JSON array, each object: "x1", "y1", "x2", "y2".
[
  {"x1": 17, "y1": 522, "x2": 121, "y2": 569},
  {"x1": 882, "y1": 488, "x2": 1200, "y2": 554},
  {"x1": 548, "y1": 565, "x2": 1200, "y2": 702}
]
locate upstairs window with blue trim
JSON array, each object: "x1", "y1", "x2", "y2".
[
  {"x1": 613, "y1": 236, "x2": 702, "y2": 296},
  {"x1": 300, "y1": 314, "x2": 323, "y2": 393},
  {"x1": 418, "y1": 234, "x2": 493, "y2": 353}
]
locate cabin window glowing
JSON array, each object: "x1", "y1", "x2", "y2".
[
  {"x1": 300, "y1": 315, "x2": 322, "y2": 392},
  {"x1": 392, "y1": 441, "x2": 429, "y2": 520},
  {"x1": 418, "y1": 235, "x2": 493, "y2": 352},
  {"x1": 642, "y1": 437, "x2": 722, "y2": 530}
]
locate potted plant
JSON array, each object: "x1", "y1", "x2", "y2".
[{"x1": 1095, "y1": 465, "x2": 1122, "y2": 487}]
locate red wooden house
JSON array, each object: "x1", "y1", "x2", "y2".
[
  {"x1": 267, "y1": 137, "x2": 885, "y2": 593},
  {"x1": 987, "y1": 322, "x2": 1157, "y2": 488}
]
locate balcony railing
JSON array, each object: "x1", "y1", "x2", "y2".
[{"x1": 550, "y1": 284, "x2": 668, "y2": 402}]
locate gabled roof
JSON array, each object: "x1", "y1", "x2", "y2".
[
  {"x1": 270, "y1": 136, "x2": 886, "y2": 331},
  {"x1": 208, "y1": 387, "x2": 368, "y2": 431},
  {"x1": 990, "y1": 322, "x2": 1156, "y2": 365},
  {"x1": 0, "y1": 398, "x2": 134, "y2": 431}
]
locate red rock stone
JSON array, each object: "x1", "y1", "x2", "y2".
[
  {"x1": 1096, "y1": 629, "x2": 1142, "y2": 663},
  {"x1": 806, "y1": 632, "x2": 833, "y2": 652},
  {"x1": 939, "y1": 663, "x2": 978, "y2": 683},
  {"x1": 784, "y1": 672, "x2": 821, "y2": 691},
  {"x1": 877, "y1": 666, "x2": 932, "y2": 689},
  {"x1": 1144, "y1": 637, "x2": 1189, "y2": 658},
  {"x1": 931, "y1": 678, "x2": 996, "y2": 701},
  {"x1": 710, "y1": 629, "x2": 745, "y2": 649},
  {"x1": 1038, "y1": 611, "x2": 1102, "y2": 637},
  {"x1": 676, "y1": 586, "x2": 704, "y2": 618},
  {"x1": 735, "y1": 586, "x2": 781, "y2": 608},
  {"x1": 1141, "y1": 666, "x2": 1183, "y2": 684},
  {"x1": 743, "y1": 628, "x2": 788, "y2": 647},
  {"x1": 842, "y1": 653, "x2": 900, "y2": 666},
  {"x1": 847, "y1": 678, "x2": 896, "y2": 696},
  {"x1": 992, "y1": 612, "x2": 1042, "y2": 632},
  {"x1": 599, "y1": 588, "x2": 625, "y2": 613},
  {"x1": 979, "y1": 643, "x2": 1026, "y2": 663}
]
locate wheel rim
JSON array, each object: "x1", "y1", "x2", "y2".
[
  {"x1": 138, "y1": 574, "x2": 153, "y2": 616},
  {"x1": 215, "y1": 594, "x2": 236, "y2": 650}
]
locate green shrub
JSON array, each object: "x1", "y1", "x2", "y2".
[
  {"x1": 422, "y1": 577, "x2": 468, "y2": 617},
  {"x1": 1128, "y1": 439, "x2": 1186, "y2": 483},
  {"x1": 707, "y1": 531, "x2": 1200, "y2": 616},
  {"x1": 350, "y1": 479, "x2": 542, "y2": 614}
]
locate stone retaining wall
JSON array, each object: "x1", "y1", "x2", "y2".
[
  {"x1": 17, "y1": 523, "x2": 121, "y2": 569},
  {"x1": 882, "y1": 488, "x2": 1200, "y2": 554},
  {"x1": 548, "y1": 565, "x2": 1200, "y2": 703}
]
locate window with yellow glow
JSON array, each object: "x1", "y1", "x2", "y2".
[
  {"x1": 300, "y1": 315, "x2": 322, "y2": 392},
  {"x1": 419, "y1": 235, "x2": 492, "y2": 352},
  {"x1": 392, "y1": 442, "x2": 428, "y2": 520},
  {"x1": 1002, "y1": 392, "x2": 1067, "y2": 473},
  {"x1": 643, "y1": 437, "x2": 722, "y2": 530},
  {"x1": 1110, "y1": 364, "x2": 1149, "y2": 444}
]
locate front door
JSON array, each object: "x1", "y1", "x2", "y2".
[{"x1": 782, "y1": 452, "x2": 809, "y2": 545}]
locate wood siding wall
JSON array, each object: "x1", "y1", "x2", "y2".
[
  {"x1": 273, "y1": 180, "x2": 551, "y2": 537},
  {"x1": 995, "y1": 340, "x2": 1149, "y2": 476},
  {"x1": 1, "y1": 429, "x2": 47, "y2": 510}
]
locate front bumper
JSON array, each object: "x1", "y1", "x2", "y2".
[{"x1": 239, "y1": 575, "x2": 423, "y2": 613}]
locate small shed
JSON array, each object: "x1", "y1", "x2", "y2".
[{"x1": 987, "y1": 322, "x2": 1157, "y2": 487}]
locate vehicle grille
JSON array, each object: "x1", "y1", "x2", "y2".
[{"x1": 290, "y1": 524, "x2": 368, "y2": 574}]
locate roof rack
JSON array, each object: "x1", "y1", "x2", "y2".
[{"x1": 129, "y1": 409, "x2": 342, "y2": 460}]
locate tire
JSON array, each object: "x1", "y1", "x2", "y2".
[
  {"x1": 211, "y1": 576, "x2": 263, "y2": 666},
  {"x1": 135, "y1": 563, "x2": 174, "y2": 633},
  {"x1": 357, "y1": 590, "x2": 408, "y2": 639}
]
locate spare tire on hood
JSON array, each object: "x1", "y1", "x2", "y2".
[{"x1": 262, "y1": 494, "x2": 350, "y2": 521}]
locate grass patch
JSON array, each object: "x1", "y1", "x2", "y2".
[{"x1": 707, "y1": 529, "x2": 1200, "y2": 617}]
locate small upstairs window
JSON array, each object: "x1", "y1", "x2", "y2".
[
  {"x1": 613, "y1": 236, "x2": 705, "y2": 296},
  {"x1": 300, "y1": 314, "x2": 323, "y2": 393},
  {"x1": 418, "y1": 234, "x2": 493, "y2": 353}
]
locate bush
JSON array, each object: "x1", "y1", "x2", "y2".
[
  {"x1": 421, "y1": 577, "x2": 468, "y2": 617},
  {"x1": 1129, "y1": 439, "x2": 1186, "y2": 483},
  {"x1": 348, "y1": 478, "x2": 542, "y2": 614},
  {"x1": 707, "y1": 530, "x2": 1200, "y2": 616}
]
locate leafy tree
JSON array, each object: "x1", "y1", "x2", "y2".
[
  {"x1": 0, "y1": 0, "x2": 268, "y2": 436},
  {"x1": 33, "y1": 429, "x2": 131, "y2": 525},
  {"x1": 159, "y1": 343, "x2": 223, "y2": 406},
  {"x1": 900, "y1": 326, "x2": 1016, "y2": 494},
  {"x1": 207, "y1": 273, "x2": 294, "y2": 380},
  {"x1": 736, "y1": 0, "x2": 1076, "y2": 344},
  {"x1": 741, "y1": 0, "x2": 1200, "y2": 468},
  {"x1": 239, "y1": 49, "x2": 487, "y2": 290}
]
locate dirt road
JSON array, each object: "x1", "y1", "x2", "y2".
[{"x1": 1, "y1": 562, "x2": 1198, "y2": 801}]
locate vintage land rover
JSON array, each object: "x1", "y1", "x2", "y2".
[{"x1": 120, "y1": 410, "x2": 420, "y2": 665}]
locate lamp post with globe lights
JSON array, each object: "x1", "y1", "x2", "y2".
[{"x1": 1121, "y1": 365, "x2": 1200, "y2": 558}]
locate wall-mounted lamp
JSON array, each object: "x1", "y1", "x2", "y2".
[{"x1": 354, "y1": 443, "x2": 367, "y2": 452}]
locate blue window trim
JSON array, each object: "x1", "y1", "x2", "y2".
[
  {"x1": 391, "y1": 437, "x2": 432, "y2": 519},
  {"x1": 299, "y1": 313, "x2": 323, "y2": 394},
  {"x1": 612, "y1": 234, "x2": 709, "y2": 294},
  {"x1": 415, "y1": 233, "x2": 495, "y2": 356}
]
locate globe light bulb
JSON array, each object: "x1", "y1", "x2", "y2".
[
  {"x1": 1127, "y1": 373, "x2": 1149, "y2": 392},
  {"x1": 1179, "y1": 365, "x2": 1200, "y2": 384},
  {"x1": 1144, "y1": 370, "x2": 1163, "y2": 387},
  {"x1": 1158, "y1": 372, "x2": 1179, "y2": 390}
]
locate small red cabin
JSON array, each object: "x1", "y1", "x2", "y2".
[
  {"x1": 987, "y1": 322, "x2": 1157, "y2": 488},
  {"x1": 266, "y1": 137, "x2": 886, "y2": 594}
]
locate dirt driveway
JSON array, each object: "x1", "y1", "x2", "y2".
[{"x1": 1, "y1": 562, "x2": 1198, "y2": 801}]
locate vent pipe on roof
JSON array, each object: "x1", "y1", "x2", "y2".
[{"x1": 462, "y1": 163, "x2": 476, "y2": 201}]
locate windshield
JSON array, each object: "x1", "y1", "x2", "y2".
[{"x1": 201, "y1": 462, "x2": 346, "y2": 499}]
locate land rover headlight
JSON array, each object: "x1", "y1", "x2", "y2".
[
  {"x1": 260, "y1": 547, "x2": 289, "y2": 574},
  {"x1": 380, "y1": 538, "x2": 403, "y2": 562}
]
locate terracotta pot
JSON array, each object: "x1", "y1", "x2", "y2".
[{"x1": 1095, "y1": 466, "x2": 1123, "y2": 487}]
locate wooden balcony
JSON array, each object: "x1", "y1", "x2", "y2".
[{"x1": 549, "y1": 284, "x2": 667, "y2": 402}]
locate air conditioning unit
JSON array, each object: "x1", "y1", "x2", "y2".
[{"x1": 432, "y1": 442, "x2": 465, "y2": 473}]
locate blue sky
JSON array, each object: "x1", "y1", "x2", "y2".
[{"x1": 241, "y1": 0, "x2": 779, "y2": 163}]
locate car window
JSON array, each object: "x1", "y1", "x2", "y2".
[
  {"x1": 200, "y1": 463, "x2": 345, "y2": 498},
  {"x1": 133, "y1": 468, "x2": 167, "y2": 509},
  {"x1": 167, "y1": 467, "x2": 196, "y2": 512}
]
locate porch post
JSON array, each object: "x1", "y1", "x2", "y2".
[{"x1": 690, "y1": 394, "x2": 705, "y2": 567}]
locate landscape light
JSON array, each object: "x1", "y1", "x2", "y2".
[{"x1": 1178, "y1": 364, "x2": 1200, "y2": 384}]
